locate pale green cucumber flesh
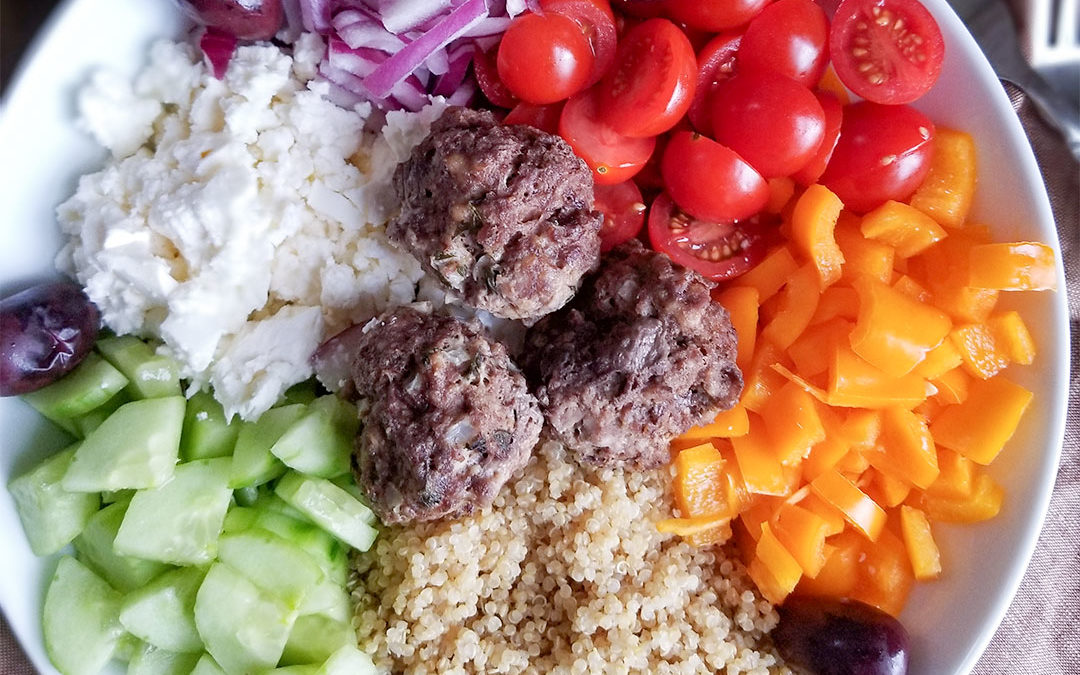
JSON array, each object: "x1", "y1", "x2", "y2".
[
  {"x1": 317, "y1": 644, "x2": 377, "y2": 675},
  {"x1": 72, "y1": 390, "x2": 131, "y2": 438},
  {"x1": 23, "y1": 352, "x2": 128, "y2": 423},
  {"x1": 275, "y1": 471, "x2": 378, "y2": 551},
  {"x1": 270, "y1": 396, "x2": 357, "y2": 479},
  {"x1": 190, "y1": 654, "x2": 227, "y2": 675},
  {"x1": 74, "y1": 500, "x2": 171, "y2": 593},
  {"x1": 279, "y1": 613, "x2": 351, "y2": 666},
  {"x1": 229, "y1": 404, "x2": 307, "y2": 490},
  {"x1": 43, "y1": 556, "x2": 126, "y2": 675},
  {"x1": 119, "y1": 565, "x2": 206, "y2": 654},
  {"x1": 95, "y1": 335, "x2": 182, "y2": 399},
  {"x1": 126, "y1": 643, "x2": 201, "y2": 675},
  {"x1": 181, "y1": 391, "x2": 239, "y2": 462},
  {"x1": 217, "y1": 528, "x2": 325, "y2": 609},
  {"x1": 8, "y1": 444, "x2": 100, "y2": 556}
]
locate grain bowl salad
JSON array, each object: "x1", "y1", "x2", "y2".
[{"x1": 1, "y1": 0, "x2": 1062, "y2": 674}]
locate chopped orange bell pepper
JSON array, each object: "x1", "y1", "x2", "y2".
[
  {"x1": 908, "y1": 127, "x2": 977, "y2": 229},
  {"x1": 930, "y1": 376, "x2": 1033, "y2": 464},
  {"x1": 766, "y1": 176, "x2": 797, "y2": 214},
  {"x1": 835, "y1": 449, "x2": 870, "y2": 474},
  {"x1": 866, "y1": 468, "x2": 912, "y2": 508},
  {"x1": 899, "y1": 505, "x2": 942, "y2": 580},
  {"x1": 988, "y1": 310, "x2": 1036, "y2": 365},
  {"x1": 839, "y1": 408, "x2": 883, "y2": 449},
  {"x1": 795, "y1": 528, "x2": 862, "y2": 598},
  {"x1": 810, "y1": 285, "x2": 860, "y2": 325},
  {"x1": 836, "y1": 218, "x2": 895, "y2": 284},
  {"x1": 803, "y1": 435, "x2": 851, "y2": 483},
  {"x1": 912, "y1": 471, "x2": 1004, "y2": 522},
  {"x1": 860, "y1": 200, "x2": 948, "y2": 258},
  {"x1": 950, "y1": 323, "x2": 1011, "y2": 379},
  {"x1": 810, "y1": 469, "x2": 886, "y2": 541},
  {"x1": 737, "y1": 245, "x2": 800, "y2": 304},
  {"x1": 732, "y1": 417, "x2": 794, "y2": 496},
  {"x1": 850, "y1": 277, "x2": 952, "y2": 377},
  {"x1": 892, "y1": 274, "x2": 932, "y2": 302},
  {"x1": 762, "y1": 381, "x2": 827, "y2": 465},
  {"x1": 913, "y1": 339, "x2": 964, "y2": 380},
  {"x1": 909, "y1": 227, "x2": 999, "y2": 323},
  {"x1": 855, "y1": 528, "x2": 913, "y2": 617},
  {"x1": 828, "y1": 346, "x2": 931, "y2": 409},
  {"x1": 741, "y1": 340, "x2": 790, "y2": 413},
  {"x1": 864, "y1": 407, "x2": 939, "y2": 489},
  {"x1": 672, "y1": 442, "x2": 728, "y2": 518},
  {"x1": 788, "y1": 319, "x2": 852, "y2": 379},
  {"x1": 714, "y1": 285, "x2": 759, "y2": 373},
  {"x1": 774, "y1": 502, "x2": 833, "y2": 578},
  {"x1": 791, "y1": 184, "x2": 846, "y2": 288},
  {"x1": 656, "y1": 514, "x2": 732, "y2": 542},
  {"x1": 968, "y1": 242, "x2": 1057, "y2": 291},
  {"x1": 762, "y1": 263, "x2": 821, "y2": 351},
  {"x1": 799, "y1": 492, "x2": 847, "y2": 536},
  {"x1": 753, "y1": 521, "x2": 803, "y2": 603},
  {"x1": 930, "y1": 366, "x2": 972, "y2": 405},
  {"x1": 925, "y1": 448, "x2": 975, "y2": 499}
]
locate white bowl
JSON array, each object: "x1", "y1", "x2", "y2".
[{"x1": 0, "y1": 1, "x2": 1069, "y2": 673}]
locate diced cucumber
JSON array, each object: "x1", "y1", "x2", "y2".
[
  {"x1": 270, "y1": 396, "x2": 357, "y2": 479},
  {"x1": 318, "y1": 644, "x2": 377, "y2": 675},
  {"x1": 233, "y1": 484, "x2": 260, "y2": 506},
  {"x1": 119, "y1": 566, "x2": 206, "y2": 654},
  {"x1": 275, "y1": 471, "x2": 378, "y2": 551},
  {"x1": 194, "y1": 562, "x2": 298, "y2": 675},
  {"x1": 253, "y1": 490, "x2": 309, "y2": 522},
  {"x1": 190, "y1": 654, "x2": 227, "y2": 675},
  {"x1": 280, "y1": 613, "x2": 352, "y2": 666},
  {"x1": 23, "y1": 352, "x2": 129, "y2": 424},
  {"x1": 74, "y1": 501, "x2": 170, "y2": 593},
  {"x1": 115, "y1": 633, "x2": 141, "y2": 663},
  {"x1": 72, "y1": 390, "x2": 131, "y2": 438},
  {"x1": 248, "y1": 508, "x2": 347, "y2": 585},
  {"x1": 222, "y1": 506, "x2": 258, "y2": 534},
  {"x1": 62, "y1": 396, "x2": 185, "y2": 492},
  {"x1": 266, "y1": 666, "x2": 318, "y2": 675},
  {"x1": 96, "y1": 335, "x2": 182, "y2": 399},
  {"x1": 8, "y1": 444, "x2": 99, "y2": 555},
  {"x1": 43, "y1": 556, "x2": 126, "y2": 675},
  {"x1": 229, "y1": 404, "x2": 307, "y2": 490},
  {"x1": 217, "y1": 528, "x2": 325, "y2": 609},
  {"x1": 297, "y1": 576, "x2": 351, "y2": 623},
  {"x1": 114, "y1": 457, "x2": 233, "y2": 565},
  {"x1": 181, "y1": 390, "x2": 240, "y2": 462},
  {"x1": 102, "y1": 489, "x2": 135, "y2": 505},
  {"x1": 280, "y1": 379, "x2": 320, "y2": 406},
  {"x1": 126, "y1": 643, "x2": 201, "y2": 675}
]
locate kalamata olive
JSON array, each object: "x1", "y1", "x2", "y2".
[
  {"x1": 177, "y1": 0, "x2": 284, "y2": 41},
  {"x1": 773, "y1": 596, "x2": 910, "y2": 675},
  {"x1": 0, "y1": 282, "x2": 100, "y2": 397}
]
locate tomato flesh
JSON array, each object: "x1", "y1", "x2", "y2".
[
  {"x1": 541, "y1": 0, "x2": 619, "y2": 85},
  {"x1": 829, "y1": 0, "x2": 945, "y2": 104},
  {"x1": 647, "y1": 192, "x2": 772, "y2": 281},
  {"x1": 473, "y1": 45, "x2": 518, "y2": 108},
  {"x1": 664, "y1": 0, "x2": 771, "y2": 31},
  {"x1": 819, "y1": 100, "x2": 935, "y2": 212},
  {"x1": 710, "y1": 69, "x2": 826, "y2": 178},
  {"x1": 790, "y1": 91, "x2": 844, "y2": 186},
  {"x1": 595, "y1": 180, "x2": 647, "y2": 251},
  {"x1": 661, "y1": 131, "x2": 769, "y2": 222},
  {"x1": 688, "y1": 32, "x2": 742, "y2": 135},
  {"x1": 737, "y1": 0, "x2": 830, "y2": 87},
  {"x1": 503, "y1": 101, "x2": 565, "y2": 134},
  {"x1": 559, "y1": 89, "x2": 657, "y2": 184},
  {"x1": 497, "y1": 12, "x2": 595, "y2": 104},
  {"x1": 597, "y1": 18, "x2": 697, "y2": 138}
]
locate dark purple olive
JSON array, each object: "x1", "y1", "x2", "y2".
[
  {"x1": 773, "y1": 596, "x2": 910, "y2": 675},
  {"x1": 176, "y1": 0, "x2": 284, "y2": 41},
  {"x1": 0, "y1": 282, "x2": 100, "y2": 397}
]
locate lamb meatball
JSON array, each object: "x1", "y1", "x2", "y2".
[
  {"x1": 318, "y1": 307, "x2": 542, "y2": 524},
  {"x1": 522, "y1": 241, "x2": 743, "y2": 469},
  {"x1": 389, "y1": 107, "x2": 602, "y2": 322}
]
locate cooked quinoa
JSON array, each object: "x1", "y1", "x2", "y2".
[{"x1": 351, "y1": 440, "x2": 789, "y2": 674}]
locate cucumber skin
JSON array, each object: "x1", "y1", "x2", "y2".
[
  {"x1": 43, "y1": 556, "x2": 126, "y2": 675},
  {"x1": 23, "y1": 352, "x2": 128, "y2": 423},
  {"x1": 181, "y1": 391, "x2": 240, "y2": 462},
  {"x1": 8, "y1": 445, "x2": 100, "y2": 556},
  {"x1": 274, "y1": 471, "x2": 378, "y2": 552}
]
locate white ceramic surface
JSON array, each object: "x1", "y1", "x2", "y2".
[{"x1": 0, "y1": 1, "x2": 1069, "y2": 673}]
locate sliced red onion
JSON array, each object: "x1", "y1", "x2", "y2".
[
  {"x1": 327, "y1": 37, "x2": 387, "y2": 77},
  {"x1": 387, "y1": 72, "x2": 430, "y2": 111},
  {"x1": 200, "y1": 27, "x2": 237, "y2": 79},
  {"x1": 431, "y1": 42, "x2": 474, "y2": 96},
  {"x1": 425, "y1": 46, "x2": 450, "y2": 76},
  {"x1": 279, "y1": 0, "x2": 305, "y2": 41},
  {"x1": 299, "y1": 0, "x2": 335, "y2": 32},
  {"x1": 444, "y1": 80, "x2": 476, "y2": 106},
  {"x1": 362, "y1": 0, "x2": 488, "y2": 99},
  {"x1": 461, "y1": 16, "x2": 513, "y2": 38},
  {"x1": 335, "y1": 17, "x2": 406, "y2": 52},
  {"x1": 377, "y1": 0, "x2": 455, "y2": 34}
]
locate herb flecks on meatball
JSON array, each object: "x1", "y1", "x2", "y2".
[
  {"x1": 319, "y1": 307, "x2": 542, "y2": 524},
  {"x1": 389, "y1": 107, "x2": 602, "y2": 322},
  {"x1": 523, "y1": 241, "x2": 743, "y2": 469}
]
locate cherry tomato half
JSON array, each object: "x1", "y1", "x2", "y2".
[
  {"x1": 596, "y1": 18, "x2": 697, "y2": 138},
  {"x1": 688, "y1": 31, "x2": 742, "y2": 135},
  {"x1": 790, "y1": 91, "x2": 844, "y2": 186},
  {"x1": 737, "y1": 0, "x2": 830, "y2": 87},
  {"x1": 560, "y1": 89, "x2": 657, "y2": 184},
  {"x1": 647, "y1": 192, "x2": 773, "y2": 281},
  {"x1": 541, "y1": 0, "x2": 618, "y2": 85},
  {"x1": 818, "y1": 100, "x2": 935, "y2": 212},
  {"x1": 473, "y1": 45, "x2": 518, "y2": 108},
  {"x1": 664, "y1": 0, "x2": 771, "y2": 31},
  {"x1": 710, "y1": 69, "x2": 826, "y2": 178},
  {"x1": 497, "y1": 12, "x2": 595, "y2": 104},
  {"x1": 503, "y1": 101, "x2": 565, "y2": 134},
  {"x1": 829, "y1": 0, "x2": 945, "y2": 104},
  {"x1": 594, "y1": 180, "x2": 647, "y2": 251},
  {"x1": 661, "y1": 131, "x2": 769, "y2": 222}
]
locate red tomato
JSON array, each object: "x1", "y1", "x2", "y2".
[
  {"x1": 737, "y1": 0, "x2": 829, "y2": 87},
  {"x1": 647, "y1": 192, "x2": 773, "y2": 281},
  {"x1": 473, "y1": 45, "x2": 518, "y2": 108},
  {"x1": 596, "y1": 18, "x2": 697, "y2": 138},
  {"x1": 541, "y1": 0, "x2": 618, "y2": 85},
  {"x1": 818, "y1": 100, "x2": 935, "y2": 212},
  {"x1": 503, "y1": 101, "x2": 565, "y2": 134},
  {"x1": 710, "y1": 69, "x2": 826, "y2": 178},
  {"x1": 610, "y1": 0, "x2": 667, "y2": 18},
  {"x1": 664, "y1": 0, "x2": 771, "y2": 30},
  {"x1": 688, "y1": 32, "x2": 742, "y2": 135},
  {"x1": 661, "y1": 131, "x2": 769, "y2": 222},
  {"x1": 829, "y1": 0, "x2": 945, "y2": 104},
  {"x1": 790, "y1": 91, "x2": 843, "y2": 185},
  {"x1": 559, "y1": 89, "x2": 657, "y2": 184},
  {"x1": 497, "y1": 12, "x2": 595, "y2": 104},
  {"x1": 594, "y1": 180, "x2": 647, "y2": 251}
]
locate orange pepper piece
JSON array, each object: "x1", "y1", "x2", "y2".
[
  {"x1": 810, "y1": 469, "x2": 886, "y2": 541},
  {"x1": 911, "y1": 471, "x2": 1004, "y2": 522},
  {"x1": 930, "y1": 366, "x2": 972, "y2": 405},
  {"x1": 828, "y1": 346, "x2": 930, "y2": 409},
  {"x1": 773, "y1": 502, "x2": 833, "y2": 578},
  {"x1": 765, "y1": 176, "x2": 797, "y2": 214},
  {"x1": 737, "y1": 244, "x2": 800, "y2": 304},
  {"x1": 836, "y1": 217, "x2": 895, "y2": 284},
  {"x1": 860, "y1": 200, "x2": 948, "y2": 258},
  {"x1": 950, "y1": 323, "x2": 1011, "y2": 379},
  {"x1": 929, "y1": 376, "x2": 1033, "y2": 464},
  {"x1": 752, "y1": 521, "x2": 803, "y2": 603},
  {"x1": 850, "y1": 277, "x2": 953, "y2": 377},
  {"x1": 988, "y1": 310, "x2": 1036, "y2": 365},
  {"x1": 740, "y1": 340, "x2": 790, "y2": 413},
  {"x1": 803, "y1": 436, "x2": 851, "y2": 483},
  {"x1": 891, "y1": 274, "x2": 932, "y2": 302},
  {"x1": 762, "y1": 381, "x2": 827, "y2": 465},
  {"x1": 925, "y1": 448, "x2": 975, "y2": 500},
  {"x1": 899, "y1": 505, "x2": 942, "y2": 581},
  {"x1": 909, "y1": 227, "x2": 999, "y2": 323},
  {"x1": 762, "y1": 263, "x2": 821, "y2": 351},
  {"x1": 854, "y1": 528, "x2": 913, "y2": 617},
  {"x1": 788, "y1": 318, "x2": 852, "y2": 379},
  {"x1": 791, "y1": 184, "x2": 846, "y2": 288},
  {"x1": 907, "y1": 127, "x2": 976, "y2": 229},
  {"x1": 672, "y1": 442, "x2": 729, "y2": 518},
  {"x1": 800, "y1": 492, "x2": 847, "y2": 536},
  {"x1": 967, "y1": 242, "x2": 1057, "y2": 291},
  {"x1": 810, "y1": 285, "x2": 860, "y2": 325},
  {"x1": 863, "y1": 407, "x2": 940, "y2": 489},
  {"x1": 656, "y1": 514, "x2": 732, "y2": 539},
  {"x1": 714, "y1": 285, "x2": 759, "y2": 373},
  {"x1": 913, "y1": 338, "x2": 964, "y2": 380},
  {"x1": 866, "y1": 468, "x2": 912, "y2": 509},
  {"x1": 673, "y1": 405, "x2": 749, "y2": 447},
  {"x1": 795, "y1": 528, "x2": 862, "y2": 598},
  {"x1": 732, "y1": 417, "x2": 794, "y2": 496}
]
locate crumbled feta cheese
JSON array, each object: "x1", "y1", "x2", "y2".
[{"x1": 58, "y1": 38, "x2": 440, "y2": 420}]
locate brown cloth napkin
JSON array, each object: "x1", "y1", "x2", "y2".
[{"x1": 0, "y1": 25, "x2": 1077, "y2": 675}]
